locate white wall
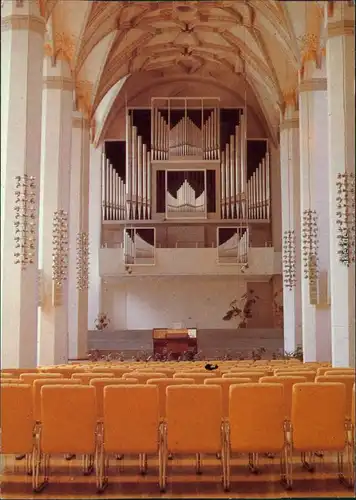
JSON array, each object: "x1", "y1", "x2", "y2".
[{"x1": 102, "y1": 276, "x2": 246, "y2": 330}]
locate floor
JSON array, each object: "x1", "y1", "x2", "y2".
[{"x1": 1, "y1": 452, "x2": 354, "y2": 499}]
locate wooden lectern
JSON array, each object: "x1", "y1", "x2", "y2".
[{"x1": 152, "y1": 328, "x2": 198, "y2": 359}]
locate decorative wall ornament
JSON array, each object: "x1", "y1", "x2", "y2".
[
  {"x1": 54, "y1": 32, "x2": 76, "y2": 66},
  {"x1": 13, "y1": 175, "x2": 37, "y2": 268},
  {"x1": 282, "y1": 229, "x2": 297, "y2": 290},
  {"x1": 75, "y1": 80, "x2": 93, "y2": 120},
  {"x1": 302, "y1": 209, "x2": 319, "y2": 288},
  {"x1": 336, "y1": 172, "x2": 355, "y2": 266},
  {"x1": 52, "y1": 210, "x2": 68, "y2": 286},
  {"x1": 76, "y1": 231, "x2": 90, "y2": 290}
]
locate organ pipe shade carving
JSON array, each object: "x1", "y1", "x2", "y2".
[
  {"x1": 124, "y1": 227, "x2": 155, "y2": 266},
  {"x1": 282, "y1": 230, "x2": 297, "y2": 290},
  {"x1": 336, "y1": 172, "x2": 355, "y2": 266},
  {"x1": 13, "y1": 174, "x2": 37, "y2": 268},
  {"x1": 217, "y1": 227, "x2": 249, "y2": 264},
  {"x1": 52, "y1": 210, "x2": 68, "y2": 286},
  {"x1": 76, "y1": 231, "x2": 89, "y2": 290}
]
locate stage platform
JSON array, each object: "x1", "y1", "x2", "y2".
[{"x1": 87, "y1": 328, "x2": 283, "y2": 359}]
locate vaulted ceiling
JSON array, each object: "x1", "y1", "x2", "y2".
[{"x1": 41, "y1": 0, "x2": 325, "y2": 145}]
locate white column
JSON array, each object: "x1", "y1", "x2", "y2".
[
  {"x1": 280, "y1": 94, "x2": 302, "y2": 353},
  {"x1": 88, "y1": 144, "x2": 103, "y2": 330},
  {"x1": 1, "y1": 0, "x2": 45, "y2": 368},
  {"x1": 38, "y1": 58, "x2": 73, "y2": 366},
  {"x1": 298, "y1": 54, "x2": 331, "y2": 362},
  {"x1": 326, "y1": 2, "x2": 355, "y2": 367},
  {"x1": 68, "y1": 113, "x2": 90, "y2": 360}
]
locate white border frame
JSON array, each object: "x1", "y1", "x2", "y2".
[
  {"x1": 123, "y1": 226, "x2": 156, "y2": 266},
  {"x1": 216, "y1": 225, "x2": 249, "y2": 265},
  {"x1": 165, "y1": 169, "x2": 208, "y2": 220}
]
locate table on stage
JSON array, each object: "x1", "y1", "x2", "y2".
[{"x1": 152, "y1": 328, "x2": 198, "y2": 358}]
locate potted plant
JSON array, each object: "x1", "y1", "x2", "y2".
[
  {"x1": 272, "y1": 289, "x2": 284, "y2": 327},
  {"x1": 223, "y1": 289, "x2": 260, "y2": 329},
  {"x1": 94, "y1": 312, "x2": 110, "y2": 331}
]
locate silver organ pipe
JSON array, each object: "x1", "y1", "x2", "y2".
[
  {"x1": 225, "y1": 143, "x2": 231, "y2": 218},
  {"x1": 147, "y1": 150, "x2": 151, "y2": 219},
  {"x1": 126, "y1": 114, "x2": 132, "y2": 219},
  {"x1": 137, "y1": 135, "x2": 143, "y2": 219},
  {"x1": 240, "y1": 112, "x2": 247, "y2": 219},
  {"x1": 266, "y1": 152, "x2": 270, "y2": 219},
  {"x1": 105, "y1": 159, "x2": 110, "y2": 220},
  {"x1": 221, "y1": 151, "x2": 226, "y2": 219},
  {"x1": 243, "y1": 151, "x2": 270, "y2": 220},
  {"x1": 132, "y1": 126, "x2": 138, "y2": 219},
  {"x1": 101, "y1": 152, "x2": 106, "y2": 221},
  {"x1": 235, "y1": 125, "x2": 241, "y2": 217},
  {"x1": 101, "y1": 156, "x2": 127, "y2": 221},
  {"x1": 230, "y1": 134, "x2": 235, "y2": 219}
]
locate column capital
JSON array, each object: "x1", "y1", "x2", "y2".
[
  {"x1": 72, "y1": 111, "x2": 90, "y2": 130},
  {"x1": 299, "y1": 78, "x2": 327, "y2": 93},
  {"x1": 1, "y1": 13, "x2": 45, "y2": 34},
  {"x1": 327, "y1": 19, "x2": 354, "y2": 38}
]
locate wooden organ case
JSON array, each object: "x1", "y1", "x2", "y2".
[{"x1": 152, "y1": 328, "x2": 198, "y2": 359}]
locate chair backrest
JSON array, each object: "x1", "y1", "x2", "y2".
[
  {"x1": 204, "y1": 378, "x2": 252, "y2": 418},
  {"x1": 136, "y1": 368, "x2": 175, "y2": 377},
  {"x1": 229, "y1": 383, "x2": 285, "y2": 453},
  {"x1": 91, "y1": 367, "x2": 133, "y2": 377},
  {"x1": 40, "y1": 385, "x2": 97, "y2": 455},
  {"x1": 20, "y1": 373, "x2": 63, "y2": 384},
  {"x1": 166, "y1": 385, "x2": 223, "y2": 454},
  {"x1": 146, "y1": 378, "x2": 195, "y2": 418},
  {"x1": 172, "y1": 372, "x2": 217, "y2": 384},
  {"x1": 39, "y1": 368, "x2": 75, "y2": 378},
  {"x1": 317, "y1": 367, "x2": 354, "y2": 377},
  {"x1": 315, "y1": 375, "x2": 355, "y2": 419},
  {"x1": 352, "y1": 384, "x2": 355, "y2": 427},
  {"x1": 259, "y1": 376, "x2": 307, "y2": 418},
  {"x1": 0, "y1": 384, "x2": 34, "y2": 454},
  {"x1": 275, "y1": 371, "x2": 316, "y2": 382},
  {"x1": 103, "y1": 385, "x2": 159, "y2": 454},
  {"x1": 71, "y1": 373, "x2": 114, "y2": 384},
  {"x1": 291, "y1": 382, "x2": 346, "y2": 451},
  {"x1": 33, "y1": 379, "x2": 79, "y2": 422},
  {"x1": 324, "y1": 370, "x2": 355, "y2": 377},
  {"x1": 122, "y1": 372, "x2": 166, "y2": 384},
  {"x1": 222, "y1": 372, "x2": 263, "y2": 382},
  {"x1": 90, "y1": 378, "x2": 138, "y2": 419},
  {"x1": 0, "y1": 378, "x2": 23, "y2": 384}
]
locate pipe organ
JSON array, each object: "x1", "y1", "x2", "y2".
[{"x1": 101, "y1": 97, "x2": 271, "y2": 224}]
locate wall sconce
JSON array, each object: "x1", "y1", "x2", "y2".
[
  {"x1": 282, "y1": 229, "x2": 297, "y2": 290},
  {"x1": 52, "y1": 210, "x2": 68, "y2": 286},
  {"x1": 302, "y1": 209, "x2": 319, "y2": 281},
  {"x1": 336, "y1": 172, "x2": 355, "y2": 266},
  {"x1": 76, "y1": 231, "x2": 90, "y2": 290},
  {"x1": 14, "y1": 175, "x2": 36, "y2": 268}
]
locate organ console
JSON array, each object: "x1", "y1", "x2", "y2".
[{"x1": 101, "y1": 97, "x2": 271, "y2": 223}]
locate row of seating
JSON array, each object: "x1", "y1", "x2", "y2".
[{"x1": 1, "y1": 381, "x2": 355, "y2": 493}]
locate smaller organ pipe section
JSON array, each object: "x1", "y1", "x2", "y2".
[
  {"x1": 246, "y1": 152, "x2": 270, "y2": 220},
  {"x1": 101, "y1": 124, "x2": 152, "y2": 221}
]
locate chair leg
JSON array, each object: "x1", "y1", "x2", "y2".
[
  {"x1": 224, "y1": 422, "x2": 231, "y2": 492},
  {"x1": 139, "y1": 454, "x2": 148, "y2": 475},
  {"x1": 301, "y1": 451, "x2": 315, "y2": 472},
  {"x1": 83, "y1": 454, "x2": 94, "y2": 476},
  {"x1": 195, "y1": 453, "x2": 202, "y2": 475},
  {"x1": 159, "y1": 422, "x2": 167, "y2": 492},
  {"x1": 248, "y1": 453, "x2": 259, "y2": 474},
  {"x1": 32, "y1": 428, "x2": 49, "y2": 493}
]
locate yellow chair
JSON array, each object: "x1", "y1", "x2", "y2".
[
  {"x1": 0, "y1": 377, "x2": 24, "y2": 384},
  {"x1": 33, "y1": 385, "x2": 98, "y2": 492},
  {"x1": 123, "y1": 372, "x2": 166, "y2": 384},
  {"x1": 204, "y1": 378, "x2": 252, "y2": 419},
  {"x1": 39, "y1": 367, "x2": 75, "y2": 378},
  {"x1": 32, "y1": 379, "x2": 79, "y2": 423},
  {"x1": 324, "y1": 370, "x2": 355, "y2": 377},
  {"x1": 91, "y1": 366, "x2": 133, "y2": 378},
  {"x1": 147, "y1": 378, "x2": 195, "y2": 419},
  {"x1": 289, "y1": 382, "x2": 352, "y2": 487},
  {"x1": 226, "y1": 383, "x2": 289, "y2": 490},
  {"x1": 163, "y1": 385, "x2": 226, "y2": 490},
  {"x1": 136, "y1": 368, "x2": 175, "y2": 378},
  {"x1": 275, "y1": 371, "x2": 316, "y2": 382},
  {"x1": 20, "y1": 373, "x2": 63, "y2": 384},
  {"x1": 89, "y1": 378, "x2": 138, "y2": 420},
  {"x1": 315, "y1": 375, "x2": 355, "y2": 420},
  {"x1": 71, "y1": 372, "x2": 114, "y2": 384},
  {"x1": 259, "y1": 376, "x2": 307, "y2": 419},
  {"x1": 222, "y1": 372, "x2": 264, "y2": 383},
  {"x1": 0, "y1": 384, "x2": 35, "y2": 480},
  {"x1": 97, "y1": 385, "x2": 162, "y2": 492}
]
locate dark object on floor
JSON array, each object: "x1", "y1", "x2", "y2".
[{"x1": 205, "y1": 363, "x2": 219, "y2": 371}]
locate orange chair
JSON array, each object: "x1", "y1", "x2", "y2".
[
  {"x1": 89, "y1": 378, "x2": 138, "y2": 420},
  {"x1": 222, "y1": 372, "x2": 264, "y2": 383},
  {"x1": 275, "y1": 371, "x2": 316, "y2": 382},
  {"x1": 289, "y1": 382, "x2": 351, "y2": 487},
  {"x1": 259, "y1": 376, "x2": 307, "y2": 419},
  {"x1": 123, "y1": 372, "x2": 166, "y2": 384},
  {"x1": 226, "y1": 383, "x2": 289, "y2": 489},
  {"x1": 204, "y1": 378, "x2": 252, "y2": 418},
  {"x1": 163, "y1": 385, "x2": 225, "y2": 490},
  {"x1": 32, "y1": 379, "x2": 79, "y2": 423},
  {"x1": 33, "y1": 385, "x2": 98, "y2": 492},
  {"x1": 20, "y1": 373, "x2": 63, "y2": 384},
  {"x1": 71, "y1": 372, "x2": 114, "y2": 384},
  {"x1": 0, "y1": 384, "x2": 35, "y2": 480},
  {"x1": 315, "y1": 375, "x2": 355, "y2": 420},
  {"x1": 172, "y1": 372, "x2": 217, "y2": 384},
  {"x1": 97, "y1": 385, "x2": 162, "y2": 492},
  {"x1": 0, "y1": 377, "x2": 24, "y2": 384},
  {"x1": 147, "y1": 378, "x2": 195, "y2": 419},
  {"x1": 317, "y1": 367, "x2": 354, "y2": 376}
]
